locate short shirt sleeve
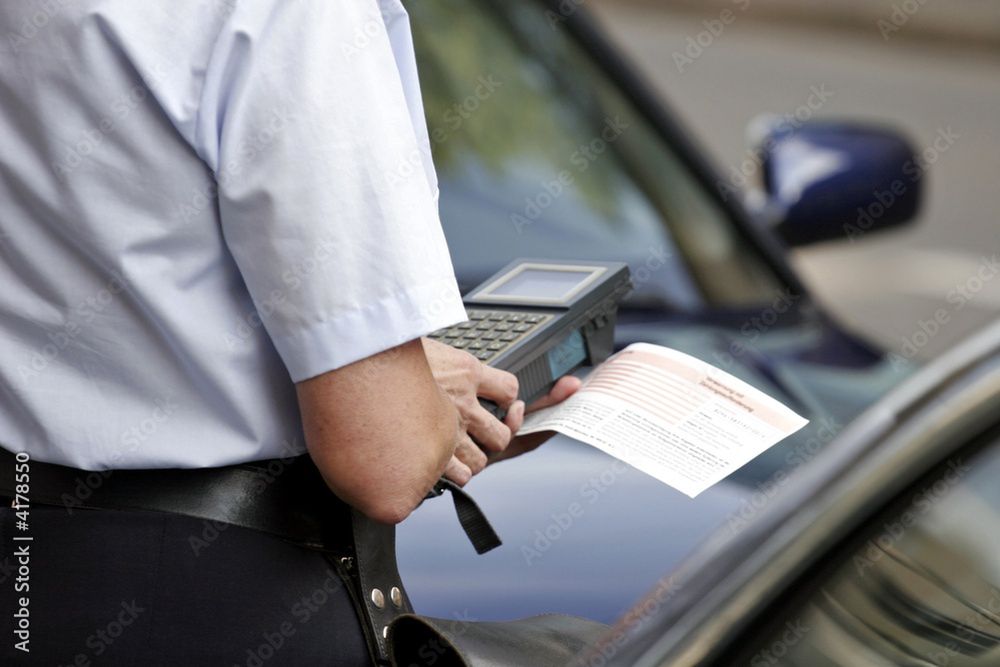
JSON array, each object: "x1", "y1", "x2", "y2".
[{"x1": 195, "y1": 0, "x2": 466, "y2": 382}]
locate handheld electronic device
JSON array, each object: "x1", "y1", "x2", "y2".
[{"x1": 427, "y1": 259, "x2": 633, "y2": 416}]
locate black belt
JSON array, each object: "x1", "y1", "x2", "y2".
[
  {"x1": 0, "y1": 447, "x2": 500, "y2": 664},
  {"x1": 0, "y1": 450, "x2": 350, "y2": 547},
  {"x1": 0, "y1": 448, "x2": 401, "y2": 663}
]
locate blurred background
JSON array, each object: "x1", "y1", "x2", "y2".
[{"x1": 589, "y1": 0, "x2": 1000, "y2": 360}]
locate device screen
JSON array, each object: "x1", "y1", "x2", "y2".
[
  {"x1": 546, "y1": 329, "x2": 587, "y2": 378},
  {"x1": 487, "y1": 268, "x2": 596, "y2": 301}
]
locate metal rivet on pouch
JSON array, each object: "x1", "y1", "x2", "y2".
[{"x1": 371, "y1": 588, "x2": 385, "y2": 609}]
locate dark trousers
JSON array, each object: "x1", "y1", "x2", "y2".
[{"x1": 0, "y1": 502, "x2": 372, "y2": 666}]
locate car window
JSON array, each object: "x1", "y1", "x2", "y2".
[
  {"x1": 734, "y1": 429, "x2": 1000, "y2": 666},
  {"x1": 406, "y1": 0, "x2": 784, "y2": 310}
]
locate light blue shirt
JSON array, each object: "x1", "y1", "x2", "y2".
[{"x1": 0, "y1": 0, "x2": 467, "y2": 470}]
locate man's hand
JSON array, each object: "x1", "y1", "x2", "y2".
[
  {"x1": 421, "y1": 338, "x2": 523, "y2": 484},
  {"x1": 491, "y1": 374, "x2": 581, "y2": 465},
  {"x1": 422, "y1": 338, "x2": 582, "y2": 485}
]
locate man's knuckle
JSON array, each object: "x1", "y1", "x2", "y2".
[
  {"x1": 471, "y1": 449, "x2": 487, "y2": 472},
  {"x1": 457, "y1": 392, "x2": 478, "y2": 411},
  {"x1": 495, "y1": 421, "x2": 512, "y2": 445},
  {"x1": 462, "y1": 353, "x2": 481, "y2": 375},
  {"x1": 505, "y1": 378, "x2": 519, "y2": 402}
]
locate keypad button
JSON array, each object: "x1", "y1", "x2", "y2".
[
  {"x1": 475, "y1": 320, "x2": 492, "y2": 330},
  {"x1": 487, "y1": 342, "x2": 505, "y2": 351},
  {"x1": 457, "y1": 321, "x2": 475, "y2": 329},
  {"x1": 500, "y1": 332, "x2": 518, "y2": 342},
  {"x1": 474, "y1": 350, "x2": 493, "y2": 361},
  {"x1": 494, "y1": 323, "x2": 511, "y2": 331},
  {"x1": 513, "y1": 323, "x2": 532, "y2": 332},
  {"x1": 463, "y1": 331, "x2": 479, "y2": 339},
  {"x1": 506, "y1": 313, "x2": 524, "y2": 322},
  {"x1": 524, "y1": 314, "x2": 544, "y2": 323},
  {"x1": 469, "y1": 311, "x2": 487, "y2": 320},
  {"x1": 468, "y1": 341, "x2": 484, "y2": 350},
  {"x1": 488, "y1": 312, "x2": 504, "y2": 320},
  {"x1": 451, "y1": 339, "x2": 469, "y2": 349},
  {"x1": 481, "y1": 332, "x2": 499, "y2": 341}
]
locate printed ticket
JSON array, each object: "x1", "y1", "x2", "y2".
[{"x1": 519, "y1": 343, "x2": 809, "y2": 497}]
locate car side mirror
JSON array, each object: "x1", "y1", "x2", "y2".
[{"x1": 754, "y1": 118, "x2": 923, "y2": 246}]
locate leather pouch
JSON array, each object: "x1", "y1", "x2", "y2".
[{"x1": 387, "y1": 612, "x2": 608, "y2": 667}]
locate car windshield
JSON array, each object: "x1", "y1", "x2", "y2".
[{"x1": 407, "y1": 0, "x2": 784, "y2": 311}]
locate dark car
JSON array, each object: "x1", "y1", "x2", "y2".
[{"x1": 394, "y1": 0, "x2": 958, "y2": 652}]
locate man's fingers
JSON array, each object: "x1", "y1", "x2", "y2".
[
  {"x1": 526, "y1": 375, "x2": 582, "y2": 413},
  {"x1": 453, "y1": 434, "x2": 488, "y2": 476},
  {"x1": 443, "y1": 455, "x2": 472, "y2": 486},
  {"x1": 476, "y1": 366, "x2": 519, "y2": 408},
  {"x1": 504, "y1": 400, "x2": 525, "y2": 435},
  {"x1": 488, "y1": 430, "x2": 554, "y2": 465},
  {"x1": 467, "y1": 406, "x2": 513, "y2": 453}
]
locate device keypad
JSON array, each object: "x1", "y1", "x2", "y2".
[{"x1": 428, "y1": 310, "x2": 552, "y2": 362}]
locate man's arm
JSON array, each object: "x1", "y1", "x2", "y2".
[{"x1": 296, "y1": 339, "x2": 459, "y2": 525}]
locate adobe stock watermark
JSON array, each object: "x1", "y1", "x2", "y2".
[
  {"x1": 853, "y1": 457, "x2": 971, "y2": 577},
  {"x1": 431, "y1": 75, "x2": 503, "y2": 144},
  {"x1": 233, "y1": 564, "x2": 350, "y2": 667},
  {"x1": 341, "y1": 11, "x2": 387, "y2": 61},
  {"x1": 844, "y1": 126, "x2": 959, "y2": 243},
  {"x1": 750, "y1": 617, "x2": 810, "y2": 666},
  {"x1": 631, "y1": 243, "x2": 675, "y2": 291},
  {"x1": 574, "y1": 575, "x2": 683, "y2": 667},
  {"x1": 383, "y1": 74, "x2": 504, "y2": 191},
  {"x1": 5, "y1": 0, "x2": 72, "y2": 53},
  {"x1": 877, "y1": 0, "x2": 931, "y2": 41},
  {"x1": 521, "y1": 459, "x2": 631, "y2": 566},
  {"x1": 889, "y1": 252, "x2": 999, "y2": 367},
  {"x1": 188, "y1": 437, "x2": 303, "y2": 556},
  {"x1": 16, "y1": 271, "x2": 131, "y2": 382},
  {"x1": 711, "y1": 287, "x2": 801, "y2": 372},
  {"x1": 176, "y1": 104, "x2": 297, "y2": 225},
  {"x1": 397, "y1": 609, "x2": 478, "y2": 666},
  {"x1": 925, "y1": 587, "x2": 1000, "y2": 666},
  {"x1": 58, "y1": 600, "x2": 145, "y2": 666},
  {"x1": 672, "y1": 0, "x2": 752, "y2": 74},
  {"x1": 60, "y1": 395, "x2": 181, "y2": 514},
  {"x1": 716, "y1": 85, "x2": 836, "y2": 203},
  {"x1": 511, "y1": 115, "x2": 630, "y2": 235},
  {"x1": 222, "y1": 235, "x2": 336, "y2": 350},
  {"x1": 724, "y1": 416, "x2": 843, "y2": 536},
  {"x1": 52, "y1": 59, "x2": 171, "y2": 180},
  {"x1": 544, "y1": 0, "x2": 586, "y2": 29}
]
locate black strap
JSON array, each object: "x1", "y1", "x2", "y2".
[
  {"x1": 426, "y1": 477, "x2": 502, "y2": 554},
  {"x1": 0, "y1": 448, "x2": 351, "y2": 550}
]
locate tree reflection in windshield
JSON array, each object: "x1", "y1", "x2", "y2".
[{"x1": 407, "y1": 0, "x2": 783, "y2": 310}]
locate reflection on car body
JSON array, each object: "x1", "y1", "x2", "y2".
[{"x1": 390, "y1": 2, "x2": 993, "y2": 665}]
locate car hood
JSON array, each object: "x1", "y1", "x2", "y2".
[{"x1": 397, "y1": 314, "x2": 912, "y2": 624}]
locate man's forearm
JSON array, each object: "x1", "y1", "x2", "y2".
[{"x1": 296, "y1": 339, "x2": 459, "y2": 524}]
